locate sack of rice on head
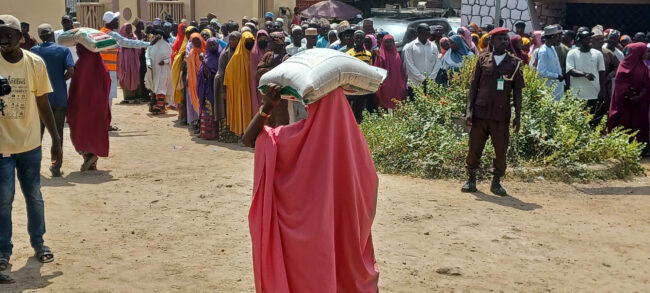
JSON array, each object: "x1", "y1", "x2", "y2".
[
  {"x1": 58, "y1": 27, "x2": 118, "y2": 52},
  {"x1": 258, "y1": 48, "x2": 387, "y2": 104}
]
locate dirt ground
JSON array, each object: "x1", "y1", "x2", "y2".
[{"x1": 3, "y1": 95, "x2": 650, "y2": 293}]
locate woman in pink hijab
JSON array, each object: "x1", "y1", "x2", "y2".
[
  {"x1": 458, "y1": 26, "x2": 479, "y2": 54},
  {"x1": 242, "y1": 84, "x2": 380, "y2": 292},
  {"x1": 117, "y1": 23, "x2": 141, "y2": 103},
  {"x1": 249, "y1": 30, "x2": 270, "y2": 117},
  {"x1": 528, "y1": 30, "x2": 543, "y2": 56},
  {"x1": 374, "y1": 34, "x2": 406, "y2": 109}
]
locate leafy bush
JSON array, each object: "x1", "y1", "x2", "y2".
[{"x1": 360, "y1": 55, "x2": 645, "y2": 181}]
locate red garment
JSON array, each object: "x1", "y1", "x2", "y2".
[
  {"x1": 508, "y1": 35, "x2": 529, "y2": 64},
  {"x1": 375, "y1": 34, "x2": 406, "y2": 109},
  {"x1": 607, "y1": 42, "x2": 650, "y2": 144},
  {"x1": 250, "y1": 88, "x2": 379, "y2": 292},
  {"x1": 67, "y1": 45, "x2": 112, "y2": 157},
  {"x1": 250, "y1": 30, "x2": 269, "y2": 117},
  {"x1": 171, "y1": 24, "x2": 185, "y2": 59}
]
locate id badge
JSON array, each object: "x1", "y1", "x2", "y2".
[{"x1": 496, "y1": 77, "x2": 505, "y2": 91}]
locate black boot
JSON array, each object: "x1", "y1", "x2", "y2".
[
  {"x1": 490, "y1": 177, "x2": 508, "y2": 196},
  {"x1": 461, "y1": 170, "x2": 477, "y2": 193}
]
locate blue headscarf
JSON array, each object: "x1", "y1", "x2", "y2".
[{"x1": 449, "y1": 35, "x2": 470, "y2": 64}]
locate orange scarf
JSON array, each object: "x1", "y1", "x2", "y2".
[{"x1": 186, "y1": 32, "x2": 205, "y2": 114}]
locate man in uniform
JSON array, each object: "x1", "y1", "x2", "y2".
[{"x1": 462, "y1": 28, "x2": 524, "y2": 196}]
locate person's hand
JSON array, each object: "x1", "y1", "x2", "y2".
[
  {"x1": 585, "y1": 73, "x2": 595, "y2": 81},
  {"x1": 465, "y1": 112, "x2": 473, "y2": 127},
  {"x1": 51, "y1": 142, "x2": 63, "y2": 168},
  {"x1": 557, "y1": 75, "x2": 564, "y2": 83},
  {"x1": 199, "y1": 54, "x2": 204, "y2": 62},
  {"x1": 158, "y1": 60, "x2": 165, "y2": 66},
  {"x1": 512, "y1": 116, "x2": 521, "y2": 133},
  {"x1": 262, "y1": 83, "x2": 283, "y2": 112}
]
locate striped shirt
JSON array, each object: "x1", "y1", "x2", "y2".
[{"x1": 346, "y1": 48, "x2": 373, "y2": 65}]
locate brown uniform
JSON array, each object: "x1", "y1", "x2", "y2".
[{"x1": 466, "y1": 52, "x2": 524, "y2": 177}]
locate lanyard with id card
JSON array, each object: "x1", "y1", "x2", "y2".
[{"x1": 496, "y1": 77, "x2": 505, "y2": 91}]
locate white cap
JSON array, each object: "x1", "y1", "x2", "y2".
[{"x1": 103, "y1": 11, "x2": 120, "y2": 23}]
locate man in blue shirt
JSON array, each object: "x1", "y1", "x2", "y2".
[
  {"x1": 30, "y1": 23, "x2": 74, "y2": 177},
  {"x1": 535, "y1": 25, "x2": 565, "y2": 101}
]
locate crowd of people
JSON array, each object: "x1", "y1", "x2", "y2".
[{"x1": 1, "y1": 6, "x2": 650, "y2": 288}]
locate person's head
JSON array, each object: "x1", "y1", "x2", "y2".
[
  {"x1": 103, "y1": 11, "x2": 120, "y2": 30},
  {"x1": 353, "y1": 30, "x2": 365, "y2": 49},
  {"x1": 134, "y1": 20, "x2": 145, "y2": 32},
  {"x1": 185, "y1": 26, "x2": 199, "y2": 39},
  {"x1": 256, "y1": 30, "x2": 269, "y2": 50},
  {"x1": 471, "y1": 33, "x2": 479, "y2": 46},
  {"x1": 362, "y1": 19, "x2": 374, "y2": 35},
  {"x1": 543, "y1": 25, "x2": 561, "y2": 46},
  {"x1": 561, "y1": 30, "x2": 575, "y2": 47},
  {"x1": 575, "y1": 30, "x2": 593, "y2": 51},
  {"x1": 199, "y1": 17, "x2": 209, "y2": 27},
  {"x1": 123, "y1": 23, "x2": 133, "y2": 36},
  {"x1": 264, "y1": 21, "x2": 273, "y2": 32},
  {"x1": 270, "y1": 32, "x2": 286, "y2": 53},
  {"x1": 265, "y1": 12, "x2": 274, "y2": 22},
  {"x1": 605, "y1": 29, "x2": 620, "y2": 49},
  {"x1": 633, "y1": 32, "x2": 646, "y2": 43},
  {"x1": 484, "y1": 24, "x2": 495, "y2": 33},
  {"x1": 521, "y1": 37, "x2": 531, "y2": 51},
  {"x1": 242, "y1": 16, "x2": 249, "y2": 27},
  {"x1": 515, "y1": 21, "x2": 526, "y2": 35},
  {"x1": 209, "y1": 19, "x2": 220, "y2": 33},
  {"x1": 440, "y1": 37, "x2": 450, "y2": 51},
  {"x1": 305, "y1": 28, "x2": 318, "y2": 48},
  {"x1": 382, "y1": 34, "x2": 396, "y2": 51},
  {"x1": 0, "y1": 15, "x2": 24, "y2": 55},
  {"x1": 291, "y1": 26, "x2": 303, "y2": 45},
  {"x1": 165, "y1": 14, "x2": 174, "y2": 24},
  {"x1": 250, "y1": 18, "x2": 259, "y2": 26},
  {"x1": 61, "y1": 15, "x2": 73, "y2": 31},
  {"x1": 272, "y1": 21, "x2": 283, "y2": 33},
  {"x1": 191, "y1": 33, "x2": 202, "y2": 48},
  {"x1": 190, "y1": 20, "x2": 199, "y2": 27},
  {"x1": 206, "y1": 37, "x2": 218, "y2": 53},
  {"x1": 489, "y1": 28, "x2": 510, "y2": 53},
  {"x1": 201, "y1": 29, "x2": 212, "y2": 40},
  {"x1": 431, "y1": 25, "x2": 444, "y2": 40},
  {"x1": 620, "y1": 35, "x2": 632, "y2": 47},
  {"x1": 416, "y1": 23, "x2": 430, "y2": 44},
  {"x1": 328, "y1": 30, "x2": 338, "y2": 44},
  {"x1": 37, "y1": 23, "x2": 55, "y2": 42},
  {"x1": 294, "y1": 7, "x2": 300, "y2": 15},
  {"x1": 511, "y1": 35, "x2": 522, "y2": 50},
  {"x1": 20, "y1": 22, "x2": 29, "y2": 34},
  {"x1": 318, "y1": 19, "x2": 330, "y2": 37},
  {"x1": 163, "y1": 22, "x2": 172, "y2": 35},
  {"x1": 364, "y1": 35, "x2": 373, "y2": 50},
  {"x1": 228, "y1": 31, "x2": 241, "y2": 49},
  {"x1": 153, "y1": 29, "x2": 169, "y2": 43}
]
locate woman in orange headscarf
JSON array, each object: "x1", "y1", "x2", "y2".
[
  {"x1": 186, "y1": 32, "x2": 205, "y2": 126},
  {"x1": 224, "y1": 31, "x2": 256, "y2": 135}
]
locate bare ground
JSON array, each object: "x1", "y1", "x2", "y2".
[{"x1": 3, "y1": 97, "x2": 650, "y2": 292}]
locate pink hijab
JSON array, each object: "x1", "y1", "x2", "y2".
[
  {"x1": 374, "y1": 34, "x2": 406, "y2": 109},
  {"x1": 249, "y1": 30, "x2": 270, "y2": 116},
  {"x1": 459, "y1": 26, "x2": 478, "y2": 54},
  {"x1": 117, "y1": 23, "x2": 141, "y2": 91},
  {"x1": 250, "y1": 87, "x2": 379, "y2": 292},
  {"x1": 529, "y1": 30, "x2": 543, "y2": 55}
]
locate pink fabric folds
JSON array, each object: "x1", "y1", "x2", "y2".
[
  {"x1": 249, "y1": 87, "x2": 380, "y2": 293},
  {"x1": 117, "y1": 23, "x2": 141, "y2": 91},
  {"x1": 250, "y1": 30, "x2": 270, "y2": 116},
  {"x1": 375, "y1": 34, "x2": 406, "y2": 109}
]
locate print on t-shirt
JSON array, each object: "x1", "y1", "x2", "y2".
[{"x1": 1, "y1": 75, "x2": 27, "y2": 119}]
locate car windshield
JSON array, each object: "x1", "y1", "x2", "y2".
[{"x1": 372, "y1": 21, "x2": 409, "y2": 44}]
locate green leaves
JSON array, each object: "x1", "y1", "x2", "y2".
[{"x1": 360, "y1": 56, "x2": 645, "y2": 181}]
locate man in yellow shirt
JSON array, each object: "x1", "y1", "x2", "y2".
[
  {"x1": 0, "y1": 15, "x2": 62, "y2": 283},
  {"x1": 346, "y1": 30, "x2": 374, "y2": 123}
]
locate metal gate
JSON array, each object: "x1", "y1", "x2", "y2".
[
  {"x1": 76, "y1": 2, "x2": 106, "y2": 29},
  {"x1": 148, "y1": 1, "x2": 185, "y2": 22}
]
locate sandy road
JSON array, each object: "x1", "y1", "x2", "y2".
[{"x1": 3, "y1": 97, "x2": 650, "y2": 292}]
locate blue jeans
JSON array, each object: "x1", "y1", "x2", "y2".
[{"x1": 0, "y1": 147, "x2": 46, "y2": 256}]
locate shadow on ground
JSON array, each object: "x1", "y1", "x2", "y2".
[{"x1": 0, "y1": 257, "x2": 62, "y2": 292}]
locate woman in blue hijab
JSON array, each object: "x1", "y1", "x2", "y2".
[{"x1": 436, "y1": 34, "x2": 474, "y2": 84}]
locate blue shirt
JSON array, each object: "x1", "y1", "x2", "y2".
[
  {"x1": 316, "y1": 35, "x2": 329, "y2": 48},
  {"x1": 30, "y1": 42, "x2": 74, "y2": 107}
]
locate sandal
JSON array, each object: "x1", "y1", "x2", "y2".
[
  {"x1": 0, "y1": 255, "x2": 8, "y2": 271},
  {"x1": 34, "y1": 245, "x2": 54, "y2": 263},
  {"x1": 0, "y1": 273, "x2": 14, "y2": 284},
  {"x1": 81, "y1": 155, "x2": 99, "y2": 172}
]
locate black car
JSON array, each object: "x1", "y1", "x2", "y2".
[{"x1": 369, "y1": 17, "x2": 459, "y2": 51}]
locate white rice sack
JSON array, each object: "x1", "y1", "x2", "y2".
[
  {"x1": 58, "y1": 28, "x2": 118, "y2": 53},
  {"x1": 258, "y1": 48, "x2": 387, "y2": 104}
]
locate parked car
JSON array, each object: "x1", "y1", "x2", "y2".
[{"x1": 368, "y1": 17, "x2": 454, "y2": 51}]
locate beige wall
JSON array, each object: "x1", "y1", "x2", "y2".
[
  {"x1": 3, "y1": 0, "x2": 66, "y2": 31},
  {"x1": 193, "y1": 0, "x2": 258, "y2": 23}
]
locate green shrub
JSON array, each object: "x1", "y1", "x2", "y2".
[{"x1": 360, "y1": 55, "x2": 645, "y2": 181}]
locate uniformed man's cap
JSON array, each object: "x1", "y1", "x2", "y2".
[{"x1": 489, "y1": 27, "x2": 509, "y2": 35}]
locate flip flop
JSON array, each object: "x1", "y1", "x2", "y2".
[{"x1": 34, "y1": 246, "x2": 54, "y2": 264}]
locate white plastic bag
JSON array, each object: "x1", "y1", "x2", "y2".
[
  {"x1": 258, "y1": 48, "x2": 387, "y2": 104},
  {"x1": 58, "y1": 27, "x2": 118, "y2": 53}
]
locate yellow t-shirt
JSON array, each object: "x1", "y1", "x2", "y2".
[{"x1": 0, "y1": 49, "x2": 53, "y2": 155}]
